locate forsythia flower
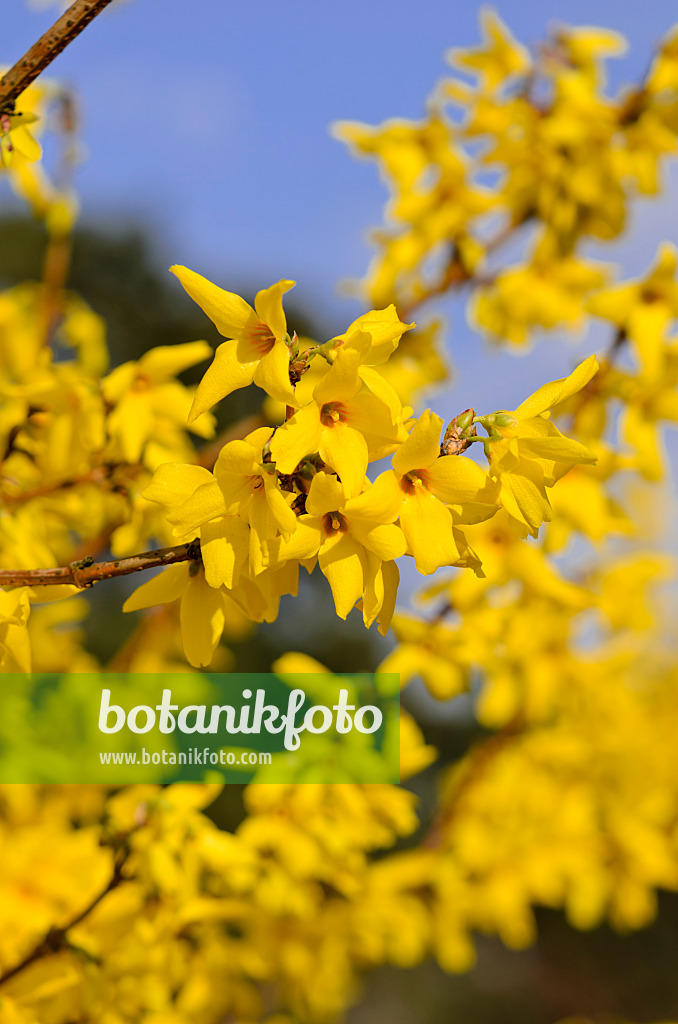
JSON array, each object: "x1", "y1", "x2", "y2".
[
  {"x1": 381, "y1": 409, "x2": 497, "y2": 575},
  {"x1": 102, "y1": 341, "x2": 215, "y2": 465},
  {"x1": 481, "y1": 356, "x2": 599, "y2": 535},
  {"x1": 171, "y1": 265, "x2": 299, "y2": 413},
  {"x1": 275, "y1": 471, "x2": 405, "y2": 631},
  {"x1": 270, "y1": 346, "x2": 407, "y2": 498}
]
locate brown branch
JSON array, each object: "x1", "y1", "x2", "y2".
[
  {"x1": 0, "y1": 540, "x2": 201, "y2": 590},
  {"x1": 0, "y1": 845, "x2": 130, "y2": 988},
  {"x1": 0, "y1": 0, "x2": 115, "y2": 115}
]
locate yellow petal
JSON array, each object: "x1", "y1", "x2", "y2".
[
  {"x1": 335, "y1": 305, "x2": 415, "y2": 364},
  {"x1": 201, "y1": 516, "x2": 249, "y2": 588},
  {"x1": 515, "y1": 355, "x2": 599, "y2": 418},
  {"x1": 428, "y1": 455, "x2": 493, "y2": 503},
  {"x1": 306, "y1": 471, "x2": 345, "y2": 516},
  {"x1": 253, "y1": 279, "x2": 295, "y2": 339},
  {"x1": 139, "y1": 340, "x2": 212, "y2": 380},
  {"x1": 319, "y1": 532, "x2": 365, "y2": 618},
  {"x1": 215, "y1": 439, "x2": 261, "y2": 476},
  {"x1": 269, "y1": 403, "x2": 321, "y2": 473},
  {"x1": 400, "y1": 490, "x2": 459, "y2": 575},
  {"x1": 171, "y1": 265, "x2": 254, "y2": 338},
  {"x1": 122, "y1": 563, "x2": 188, "y2": 612},
  {"x1": 352, "y1": 521, "x2": 407, "y2": 561},
  {"x1": 180, "y1": 575, "x2": 226, "y2": 667},
  {"x1": 344, "y1": 470, "x2": 403, "y2": 523},
  {"x1": 376, "y1": 559, "x2": 399, "y2": 636},
  {"x1": 263, "y1": 475, "x2": 298, "y2": 537},
  {"x1": 143, "y1": 463, "x2": 215, "y2": 508},
  {"x1": 499, "y1": 466, "x2": 552, "y2": 535},
  {"x1": 253, "y1": 339, "x2": 297, "y2": 406},
  {"x1": 188, "y1": 339, "x2": 256, "y2": 423},
  {"x1": 313, "y1": 347, "x2": 362, "y2": 406},
  {"x1": 319, "y1": 421, "x2": 368, "y2": 498},
  {"x1": 168, "y1": 479, "x2": 227, "y2": 535},
  {"x1": 277, "y1": 516, "x2": 322, "y2": 561},
  {"x1": 392, "y1": 409, "x2": 443, "y2": 477}
]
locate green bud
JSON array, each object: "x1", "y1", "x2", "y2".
[
  {"x1": 455, "y1": 408, "x2": 475, "y2": 432},
  {"x1": 490, "y1": 412, "x2": 516, "y2": 428}
]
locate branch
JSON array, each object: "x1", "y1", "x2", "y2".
[
  {"x1": 0, "y1": 845, "x2": 130, "y2": 988},
  {"x1": 0, "y1": 0, "x2": 115, "y2": 115},
  {"x1": 0, "y1": 540, "x2": 201, "y2": 590}
]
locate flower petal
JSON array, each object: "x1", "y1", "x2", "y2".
[
  {"x1": 253, "y1": 339, "x2": 297, "y2": 406},
  {"x1": 171, "y1": 265, "x2": 255, "y2": 338},
  {"x1": 392, "y1": 409, "x2": 443, "y2": 477},
  {"x1": 319, "y1": 421, "x2": 368, "y2": 498},
  {"x1": 399, "y1": 489, "x2": 459, "y2": 575},
  {"x1": 306, "y1": 471, "x2": 346, "y2": 516},
  {"x1": 180, "y1": 575, "x2": 226, "y2": 668},
  {"x1": 514, "y1": 355, "x2": 599, "y2": 418},
  {"x1": 269, "y1": 403, "x2": 322, "y2": 473},
  {"x1": 168, "y1": 479, "x2": 228, "y2": 536},
  {"x1": 319, "y1": 532, "x2": 365, "y2": 619},
  {"x1": 188, "y1": 340, "x2": 256, "y2": 423},
  {"x1": 253, "y1": 280, "x2": 295, "y2": 339},
  {"x1": 143, "y1": 463, "x2": 215, "y2": 509},
  {"x1": 352, "y1": 521, "x2": 407, "y2": 561},
  {"x1": 122, "y1": 563, "x2": 188, "y2": 612},
  {"x1": 345, "y1": 470, "x2": 403, "y2": 523},
  {"x1": 313, "y1": 347, "x2": 362, "y2": 406},
  {"x1": 428, "y1": 455, "x2": 493, "y2": 504},
  {"x1": 201, "y1": 516, "x2": 250, "y2": 588}
]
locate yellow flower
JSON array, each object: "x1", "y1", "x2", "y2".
[
  {"x1": 587, "y1": 244, "x2": 678, "y2": 380},
  {"x1": 448, "y1": 11, "x2": 531, "y2": 92},
  {"x1": 277, "y1": 471, "x2": 406, "y2": 631},
  {"x1": 170, "y1": 265, "x2": 298, "y2": 416},
  {"x1": 102, "y1": 341, "x2": 215, "y2": 465},
  {"x1": 382, "y1": 410, "x2": 497, "y2": 575},
  {"x1": 0, "y1": 109, "x2": 41, "y2": 168},
  {"x1": 270, "y1": 347, "x2": 407, "y2": 498},
  {"x1": 151, "y1": 426, "x2": 298, "y2": 575},
  {"x1": 123, "y1": 561, "x2": 229, "y2": 668},
  {"x1": 330, "y1": 306, "x2": 414, "y2": 364},
  {"x1": 482, "y1": 356, "x2": 599, "y2": 535}
]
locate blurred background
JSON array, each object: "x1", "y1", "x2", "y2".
[{"x1": 3, "y1": 1, "x2": 678, "y2": 1021}]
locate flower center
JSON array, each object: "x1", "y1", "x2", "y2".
[
  {"x1": 320, "y1": 402, "x2": 348, "y2": 427},
  {"x1": 322, "y1": 511, "x2": 348, "y2": 536},
  {"x1": 400, "y1": 470, "x2": 430, "y2": 495},
  {"x1": 244, "y1": 320, "x2": 276, "y2": 356}
]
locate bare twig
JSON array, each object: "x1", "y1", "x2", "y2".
[
  {"x1": 0, "y1": 540, "x2": 201, "y2": 590},
  {"x1": 0, "y1": 0, "x2": 115, "y2": 115}
]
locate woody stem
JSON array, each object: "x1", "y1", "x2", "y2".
[
  {"x1": 0, "y1": 0, "x2": 115, "y2": 114},
  {"x1": 0, "y1": 541, "x2": 201, "y2": 590}
]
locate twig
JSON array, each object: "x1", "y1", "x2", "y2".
[
  {"x1": 0, "y1": 845, "x2": 130, "y2": 987},
  {"x1": 0, "y1": 540, "x2": 201, "y2": 590},
  {"x1": 0, "y1": 0, "x2": 115, "y2": 115}
]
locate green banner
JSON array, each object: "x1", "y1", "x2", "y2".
[{"x1": 0, "y1": 672, "x2": 400, "y2": 783}]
